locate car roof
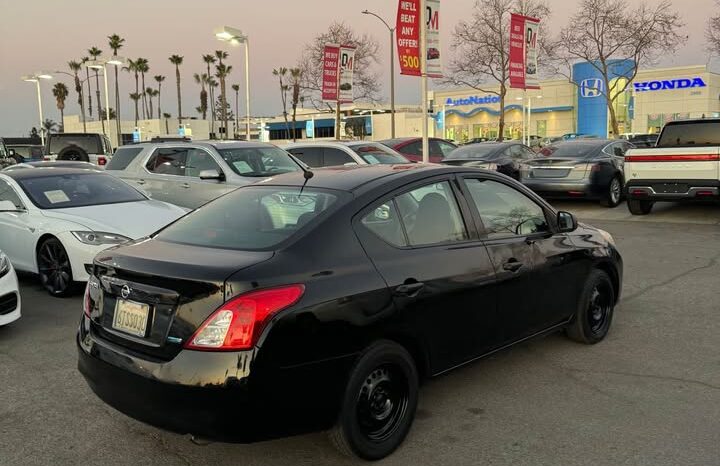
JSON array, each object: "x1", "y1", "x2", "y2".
[
  {"x1": 3, "y1": 167, "x2": 104, "y2": 180},
  {"x1": 5, "y1": 161, "x2": 96, "y2": 169},
  {"x1": 122, "y1": 140, "x2": 276, "y2": 150},
  {"x1": 258, "y1": 163, "x2": 468, "y2": 193},
  {"x1": 552, "y1": 139, "x2": 614, "y2": 147},
  {"x1": 380, "y1": 137, "x2": 450, "y2": 146}
]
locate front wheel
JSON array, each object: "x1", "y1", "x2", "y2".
[
  {"x1": 37, "y1": 237, "x2": 74, "y2": 297},
  {"x1": 566, "y1": 270, "x2": 616, "y2": 344},
  {"x1": 329, "y1": 341, "x2": 419, "y2": 460},
  {"x1": 600, "y1": 176, "x2": 623, "y2": 208},
  {"x1": 627, "y1": 198, "x2": 653, "y2": 215}
]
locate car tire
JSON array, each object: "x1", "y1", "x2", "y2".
[
  {"x1": 37, "y1": 237, "x2": 74, "y2": 297},
  {"x1": 57, "y1": 146, "x2": 90, "y2": 162},
  {"x1": 329, "y1": 340, "x2": 419, "y2": 460},
  {"x1": 600, "y1": 176, "x2": 623, "y2": 208},
  {"x1": 627, "y1": 199, "x2": 653, "y2": 215},
  {"x1": 566, "y1": 269, "x2": 615, "y2": 344}
]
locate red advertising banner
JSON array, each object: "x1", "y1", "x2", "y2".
[
  {"x1": 509, "y1": 13, "x2": 541, "y2": 89},
  {"x1": 396, "y1": 0, "x2": 421, "y2": 76},
  {"x1": 322, "y1": 44, "x2": 341, "y2": 101}
]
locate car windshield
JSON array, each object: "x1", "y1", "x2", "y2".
[
  {"x1": 541, "y1": 143, "x2": 600, "y2": 158},
  {"x1": 155, "y1": 186, "x2": 340, "y2": 250},
  {"x1": 49, "y1": 135, "x2": 101, "y2": 155},
  {"x1": 17, "y1": 173, "x2": 146, "y2": 209},
  {"x1": 347, "y1": 144, "x2": 409, "y2": 164},
  {"x1": 445, "y1": 144, "x2": 503, "y2": 160},
  {"x1": 217, "y1": 147, "x2": 300, "y2": 177}
]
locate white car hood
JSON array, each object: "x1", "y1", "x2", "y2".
[{"x1": 41, "y1": 200, "x2": 187, "y2": 239}]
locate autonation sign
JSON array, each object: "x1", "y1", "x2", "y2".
[
  {"x1": 445, "y1": 95, "x2": 501, "y2": 106},
  {"x1": 633, "y1": 77, "x2": 707, "y2": 92}
]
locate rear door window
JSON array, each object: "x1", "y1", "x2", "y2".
[
  {"x1": 106, "y1": 147, "x2": 144, "y2": 171},
  {"x1": 401, "y1": 141, "x2": 422, "y2": 156},
  {"x1": 287, "y1": 147, "x2": 323, "y2": 167},
  {"x1": 323, "y1": 148, "x2": 355, "y2": 166},
  {"x1": 395, "y1": 181, "x2": 468, "y2": 246},
  {"x1": 145, "y1": 147, "x2": 188, "y2": 176}
]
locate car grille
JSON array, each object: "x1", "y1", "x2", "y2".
[
  {"x1": 651, "y1": 183, "x2": 690, "y2": 194},
  {"x1": 0, "y1": 293, "x2": 18, "y2": 316}
]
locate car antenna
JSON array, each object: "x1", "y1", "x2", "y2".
[{"x1": 299, "y1": 166, "x2": 314, "y2": 195}]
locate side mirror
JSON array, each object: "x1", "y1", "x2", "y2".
[
  {"x1": 557, "y1": 211, "x2": 577, "y2": 233},
  {"x1": 8, "y1": 149, "x2": 16, "y2": 157},
  {"x1": 199, "y1": 169, "x2": 225, "y2": 181},
  {"x1": 0, "y1": 200, "x2": 23, "y2": 212}
]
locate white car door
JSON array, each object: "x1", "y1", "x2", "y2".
[{"x1": 0, "y1": 178, "x2": 36, "y2": 271}]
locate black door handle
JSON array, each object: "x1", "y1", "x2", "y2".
[
  {"x1": 394, "y1": 282, "x2": 425, "y2": 297},
  {"x1": 503, "y1": 259, "x2": 524, "y2": 272}
]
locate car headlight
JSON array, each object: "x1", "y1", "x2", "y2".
[
  {"x1": 0, "y1": 252, "x2": 10, "y2": 278},
  {"x1": 597, "y1": 228, "x2": 616, "y2": 246},
  {"x1": 71, "y1": 231, "x2": 132, "y2": 246}
]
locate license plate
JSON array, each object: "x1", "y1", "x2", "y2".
[{"x1": 112, "y1": 299, "x2": 150, "y2": 337}]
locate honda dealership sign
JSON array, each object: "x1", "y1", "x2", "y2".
[{"x1": 509, "y1": 13, "x2": 540, "y2": 89}]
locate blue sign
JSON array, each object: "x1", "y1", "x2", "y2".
[
  {"x1": 580, "y1": 78, "x2": 605, "y2": 98},
  {"x1": 306, "y1": 120, "x2": 315, "y2": 138},
  {"x1": 633, "y1": 77, "x2": 706, "y2": 92},
  {"x1": 132, "y1": 129, "x2": 140, "y2": 143},
  {"x1": 436, "y1": 110, "x2": 445, "y2": 129},
  {"x1": 445, "y1": 95, "x2": 501, "y2": 106},
  {"x1": 178, "y1": 126, "x2": 185, "y2": 136}
]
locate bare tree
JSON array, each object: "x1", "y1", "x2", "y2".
[
  {"x1": 556, "y1": 0, "x2": 685, "y2": 137},
  {"x1": 298, "y1": 22, "x2": 381, "y2": 138},
  {"x1": 446, "y1": 0, "x2": 551, "y2": 142},
  {"x1": 706, "y1": 1, "x2": 720, "y2": 54}
]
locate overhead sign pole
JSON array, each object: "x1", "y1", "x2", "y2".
[{"x1": 420, "y1": 2, "x2": 429, "y2": 162}]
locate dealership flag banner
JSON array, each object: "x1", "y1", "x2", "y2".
[
  {"x1": 338, "y1": 46, "x2": 356, "y2": 104},
  {"x1": 509, "y1": 13, "x2": 540, "y2": 89},
  {"x1": 424, "y1": 0, "x2": 442, "y2": 78},
  {"x1": 322, "y1": 44, "x2": 341, "y2": 102}
]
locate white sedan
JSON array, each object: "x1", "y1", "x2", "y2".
[
  {"x1": 0, "y1": 167, "x2": 188, "y2": 296},
  {"x1": 0, "y1": 250, "x2": 20, "y2": 326}
]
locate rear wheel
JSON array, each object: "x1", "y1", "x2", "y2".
[
  {"x1": 37, "y1": 238, "x2": 74, "y2": 297},
  {"x1": 329, "y1": 341, "x2": 419, "y2": 460},
  {"x1": 600, "y1": 176, "x2": 623, "y2": 208},
  {"x1": 627, "y1": 198, "x2": 653, "y2": 215},
  {"x1": 566, "y1": 270, "x2": 615, "y2": 344}
]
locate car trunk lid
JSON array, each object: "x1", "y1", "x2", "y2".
[{"x1": 526, "y1": 157, "x2": 589, "y2": 180}]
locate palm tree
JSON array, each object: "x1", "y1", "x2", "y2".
[
  {"x1": 68, "y1": 60, "x2": 87, "y2": 132},
  {"x1": 194, "y1": 73, "x2": 209, "y2": 120},
  {"x1": 42, "y1": 119, "x2": 59, "y2": 136},
  {"x1": 52, "y1": 83, "x2": 69, "y2": 132},
  {"x1": 129, "y1": 93, "x2": 141, "y2": 126},
  {"x1": 146, "y1": 88, "x2": 159, "y2": 119},
  {"x1": 81, "y1": 56, "x2": 92, "y2": 118},
  {"x1": 124, "y1": 59, "x2": 141, "y2": 123},
  {"x1": 154, "y1": 75, "x2": 165, "y2": 119},
  {"x1": 215, "y1": 50, "x2": 228, "y2": 65},
  {"x1": 136, "y1": 58, "x2": 150, "y2": 119},
  {"x1": 289, "y1": 68, "x2": 303, "y2": 143},
  {"x1": 231, "y1": 84, "x2": 240, "y2": 138},
  {"x1": 168, "y1": 55, "x2": 184, "y2": 124},
  {"x1": 108, "y1": 34, "x2": 125, "y2": 138},
  {"x1": 88, "y1": 47, "x2": 104, "y2": 132},
  {"x1": 273, "y1": 68, "x2": 291, "y2": 140},
  {"x1": 202, "y1": 54, "x2": 217, "y2": 135},
  {"x1": 215, "y1": 63, "x2": 232, "y2": 139}
]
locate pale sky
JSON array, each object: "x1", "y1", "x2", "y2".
[{"x1": 0, "y1": 0, "x2": 716, "y2": 136}]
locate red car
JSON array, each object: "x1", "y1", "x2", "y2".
[{"x1": 380, "y1": 137, "x2": 457, "y2": 164}]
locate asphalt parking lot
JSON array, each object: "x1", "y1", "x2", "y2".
[{"x1": 1, "y1": 201, "x2": 719, "y2": 466}]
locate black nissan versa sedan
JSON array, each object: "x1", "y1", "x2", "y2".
[
  {"x1": 441, "y1": 141, "x2": 538, "y2": 180},
  {"x1": 77, "y1": 164, "x2": 623, "y2": 460},
  {"x1": 521, "y1": 139, "x2": 634, "y2": 207}
]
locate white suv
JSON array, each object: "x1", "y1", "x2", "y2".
[{"x1": 283, "y1": 141, "x2": 410, "y2": 167}]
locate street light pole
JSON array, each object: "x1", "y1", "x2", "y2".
[
  {"x1": 22, "y1": 73, "x2": 52, "y2": 145},
  {"x1": 362, "y1": 10, "x2": 396, "y2": 138},
  {"x1": 214, "y1": 26, "x2": 251, "y2": 141}
]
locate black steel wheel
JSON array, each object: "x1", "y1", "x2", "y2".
[
  {"x1": 37, "y1": 237, "x2": 74, "y2": 297},
  {"x1": 566, "y1": 269, "x2": 615, "y2": 344},
  {"x1": 330, "y1": 340, "x2": 418, "y2": 460}
]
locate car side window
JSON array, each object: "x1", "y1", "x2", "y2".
[
  {"x1": 0, "y1": 180, "x2": 24, "y2": 209},
  {"x1": 401, "y1": 141, "x2": 422, "y2": 156},
  {"x1": 146, "y1": 147, "x2": 188, "y2": 176},
  {"x1": 437, "y1": 141, "x2": 457, "y2": 157},
  {"x1": 287, "y1": 147, "x2": 323, "y2": 167},
  {"x1": 185, "y1": 149, "x2": 222, "y2": 177},
  {"x1": 395, "y1": 181, "x2": 469, "y2": 246},
  {"x1": 464, "y1": 178, "x2": 549, "y2": 239},
  {"x1": 361, "y1": 201, "x2": 406, "y2": 247},
  {"x1": 323, "y1": 148, "x2": 355, "y2": 166}
]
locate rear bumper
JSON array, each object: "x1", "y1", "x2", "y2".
[
  {"x1": 625, "y1": 179, "x2": 720, "y2": 201},
  {"x1": 522, "y1": 179, "x2": 599, "y2": 198},
  {"x1": 0, "y1": 268, "x2": 20, "y2": 326},
  {"x1": 77, "y1": 319, "x2": 353, "y2": 441}
]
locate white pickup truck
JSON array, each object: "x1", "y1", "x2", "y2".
[{"x1": 623, "y1": 119, "x2": 720, "y2": 215}]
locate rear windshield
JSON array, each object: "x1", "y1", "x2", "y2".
[
  {"x1": 217, "y1": 147, "x2": 299, "y2": 177},
  {"x1": 17, "y1": 173, "x2": 146, "y2": 209},
  {"x1": 541, "y1": 143, "x2": 600, "y2": 158},
  {"x1": 347, "y1": 144, "x2": 409, "y2": 164},
  {"x1": 106, "y1": 147, "x2": 144, "y2": 170},
  {"x1": 155, "y1": 187, "x2": 340, "y2": 250},
  {"x1": 445, "y1": 144, "x2": 503, "y2": 160},
  {"x1": 49, "y1": 135, "x2": 101, "y2": 155},
  {"x1": 657, "y1": 122, "x2": 720, "y2": 147}
]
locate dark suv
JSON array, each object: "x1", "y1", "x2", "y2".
[{"x1": 46, "y1": 133, "x2": 113, "y2": 167}]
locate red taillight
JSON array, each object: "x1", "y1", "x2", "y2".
[
  {"x1": 185, "y1": 285, "x2": 305, "y2": 351},
  {"x1": 631, "y1": 189, "x2": 648, "y2": 196},
  {"x1": 97, "y1": 157, "x2": 107, "y2": 166},
  {"x1": 590, "y1": 164, "x2": 602, "y2": 172},
  {"x1": 696, "y1": 190, "x2": 715, "y2": 197}
]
